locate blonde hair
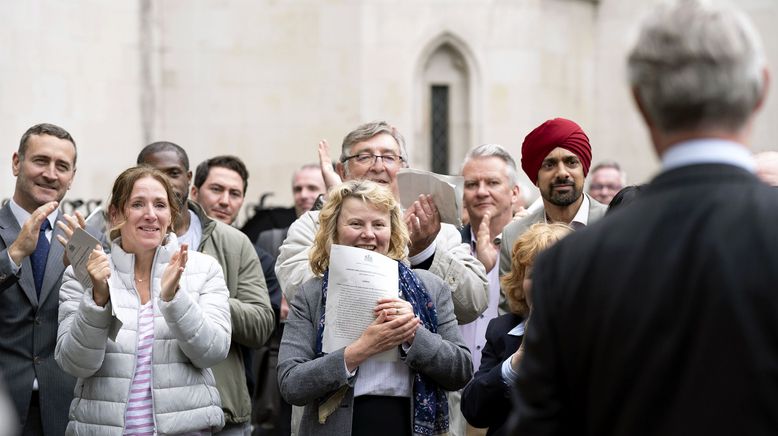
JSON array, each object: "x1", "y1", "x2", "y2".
[
  {"x1": 310, "y1": 180, "x2": 408, "y2": 276},
  {"x1": 501, "y1": 223, "x2": 572, "y2": 315}
]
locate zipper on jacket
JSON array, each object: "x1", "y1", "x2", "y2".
[{"x1": 121, "y1": 248, "x2": 163, "y2": 434}]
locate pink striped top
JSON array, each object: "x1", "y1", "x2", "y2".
[{"x1": 124, "y1": 300, "x2": 155, "y2": 435}]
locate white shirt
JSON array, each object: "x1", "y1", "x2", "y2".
[
  {"x1": 459, "y1": 227, "x2": 501, "y2": 371},
  {"x1": 177, "y1": 209, "x2": 202, "y2": 251}
]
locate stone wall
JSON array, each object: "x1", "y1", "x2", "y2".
[{"x1": 1, "y1": 0, "x2": 776, "y2": 223}]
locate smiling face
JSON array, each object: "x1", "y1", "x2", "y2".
[
  {"x1": 462, "y1": 156, "x2": 519, "y2": 227},
  {"x1": 116, "y1": 177, "x2": 172, "y2": 255},
  {"x1": 335, "y1": 197, "x2": 391, "y2": 255},
  {"x1": 536, "y1": 147, "x2": 585, "y2": 207},
  {"x1": 191, "y1": 166, "x2": 245, "y2": 224},
  {"x1": 338, "y1": 133, "x2": 405, "y2": 199},
  {"x1": 12, "y1": 134, "x2": 77, "y2": 213}
]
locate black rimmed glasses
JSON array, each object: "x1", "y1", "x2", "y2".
[{"x1": 342, "y1": 152, "x2": 405, "y2": 168}]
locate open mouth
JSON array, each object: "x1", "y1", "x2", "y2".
[
  {"x1": 356, "y1": 244, "x2": 377, "y2": 251},
  {"x1": 138, "y1": 226, "x2": 160, "y2": 233}
]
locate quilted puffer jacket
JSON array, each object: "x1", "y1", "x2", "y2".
[{"x1": 55, "y1": 234, "x2": 231, "y2": 435}]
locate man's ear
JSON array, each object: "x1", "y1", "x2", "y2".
[
  {"x1": 190, "y1": 185, "x2": 199, "y2": 200},
  {"x1": 12, "y1": 152, "x2": 20, "y2": 177},
  {"x1": 336, "y1": 162, "x2": 346, "y2": 179},
  {"x1": 511, "y1": 184, "x2": 521, "y2": 204},
  {"x1": 186, "y1": 170, "x2": 193, "y2": 187}
]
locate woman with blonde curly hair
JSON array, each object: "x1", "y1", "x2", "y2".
[
  {"x1": 278, "y1": 180, "x2": 472, "y2": 436},
  {"x1": 461, "y1": 222, "x2": 570, "y2": 435}
]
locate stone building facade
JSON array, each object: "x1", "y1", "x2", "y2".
[{"x1": 2, "y1": 0, "x2": 776, "y2": 223}]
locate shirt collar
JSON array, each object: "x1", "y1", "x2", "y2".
[
  {"x1": 508, "y1": 320, "x2": 526, "y2": 336},
  {"x1": 9, "y1": 198, "x2": 58, "y2": 230},
  {"x1": 544, "y1": 193, "x2": 590, "y2": 227},
  {"x1": 661, "y1": 138, "x2": 755, "y2": 173}
]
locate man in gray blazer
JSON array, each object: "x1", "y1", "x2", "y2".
[
  {"x1": 499, "y1": 118, "x2": 607, "y2": 287},
  {"x1": 0, "y1": 123, "x2": 78, "y2": 435}
]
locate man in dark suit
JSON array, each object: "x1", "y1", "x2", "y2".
[
  {"x1": 0, "y1": 123, "x2": 78, "y2": 435},
  {"x1": 511, "y1": 1, "x2": 777, "y2": 435}
]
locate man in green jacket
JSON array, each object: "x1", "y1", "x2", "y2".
[{"x1": 138, "y1": 142, "x2": 274, "y2": 435}]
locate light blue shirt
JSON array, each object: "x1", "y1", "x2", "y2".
[
  {"x1": 500, "y1": 320, "x2": 526, "y2": 385},
  {"x1": 661, "y1": 138, "x2": 755, "y2": 172}
]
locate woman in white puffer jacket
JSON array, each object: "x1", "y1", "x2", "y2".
[{"x1": 55, "y1": 165, "x2": 231, "y2": 435}]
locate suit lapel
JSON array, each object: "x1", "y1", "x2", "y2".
[
  {"x1": 38, "y1": 212, "x2": 66, "y2": 306},
  {"x1": 0, "y1": 204, "x2": 38, "y2": 306}
]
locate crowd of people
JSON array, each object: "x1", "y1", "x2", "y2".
[{"x1": 1, "y1": 0, "x2": 778, "y2": 435}]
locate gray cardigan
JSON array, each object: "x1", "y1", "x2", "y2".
[{"x1": 277, "y1": 269, "x2": 473, "y2": 436}]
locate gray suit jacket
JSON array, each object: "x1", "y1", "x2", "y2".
[
  {"x1": 278, "y1": 269, "x2": 473, "y2": 436},
  {"x1": 498, "y1": 195, "x2": 607, "y2": 309},
  {"x1": 0, "y1": 204, "x2": 75, "y2": 436}
]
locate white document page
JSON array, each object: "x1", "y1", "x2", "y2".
[
  {"x1": 323, "y1": 244, "x2": 400, "y2": 362},
  {"x1": 397, "y1": 168, "x2": 464, "y2": 227}
]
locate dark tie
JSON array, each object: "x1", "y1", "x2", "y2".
[{"x1": 31, "y1": 219, "x2": 51, "y2": 297}]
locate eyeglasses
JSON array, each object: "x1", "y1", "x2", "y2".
[
  {"x1": 343, "y1": 152, "x2": 405, "y2": 167},
  {"x1": 590, "y1": 183, "x2": 622, "y2": 192}
]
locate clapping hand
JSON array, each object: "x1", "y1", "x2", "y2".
[
  {"x1": 56, "y1": 210, "x2": 87, "y2": 267},
  {"x1": 318, "y1": 139, "x2": 342, "y2": 190},
  {"x1": 161, "y1": 244, "x2": 188, "y2": 302},
  {"x1": 86, "y1": 244, "x2": 111, "y2": 307},
  {"x1": 405, "y1": 195, "x2": 442, "y2": 257},
  {"x1": 8, "y1": 201, "x2": 58, "y2": 266},
  {"x1": 475, "y1": 212, "x2": 498, "y2": 272}
]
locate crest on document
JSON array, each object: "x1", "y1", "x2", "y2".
[{"x1": 364, "y1": 254, "x2": 373, "y2": 263}]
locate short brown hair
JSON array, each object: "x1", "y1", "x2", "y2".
[
  {"x1": 19, "y1": 123, "x2": 77, "y2": 164},
  {"x1": 309, "y1": 180, "x2": 408, "y2": 276},
  {"x1": 107, "y1": 165, "x2": 181, "y2": 241},
  {"x1": 501, "y1": 223, "x2": 572, "y2": 315}
]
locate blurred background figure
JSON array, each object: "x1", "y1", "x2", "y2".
[
  {"x1": 587, "y1": 161, "x2": 626, "y2": 205},
  {"x1": 754, "y1": 150, "x2": 778, "y2": 186}
]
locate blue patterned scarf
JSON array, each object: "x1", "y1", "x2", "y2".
[{"x1": 315, "y1": 262, "x2": 450, "y2": 435}]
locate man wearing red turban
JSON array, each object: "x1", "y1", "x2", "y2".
[{"x1": 497, "y1": 118, "x2": 608, "y2": 296}]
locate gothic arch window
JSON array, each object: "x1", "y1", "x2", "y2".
[{"x1": 414, "y1": 34, "x2": 479, "y2": 175}]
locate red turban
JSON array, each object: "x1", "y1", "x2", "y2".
[{"x1": 521, "y1": 118, "x2": 592, "y2": 184}]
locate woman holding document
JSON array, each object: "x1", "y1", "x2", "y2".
[
  {"x1": 278, "y1": 180, "x2": 472, "y2": 436},
  {"x1": 55, "y1": 165, "x2": 231, "y2": 435}
]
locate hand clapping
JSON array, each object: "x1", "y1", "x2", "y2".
[{"x1": 161, "y1": 244, "x2": 188, "y2": 302}]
